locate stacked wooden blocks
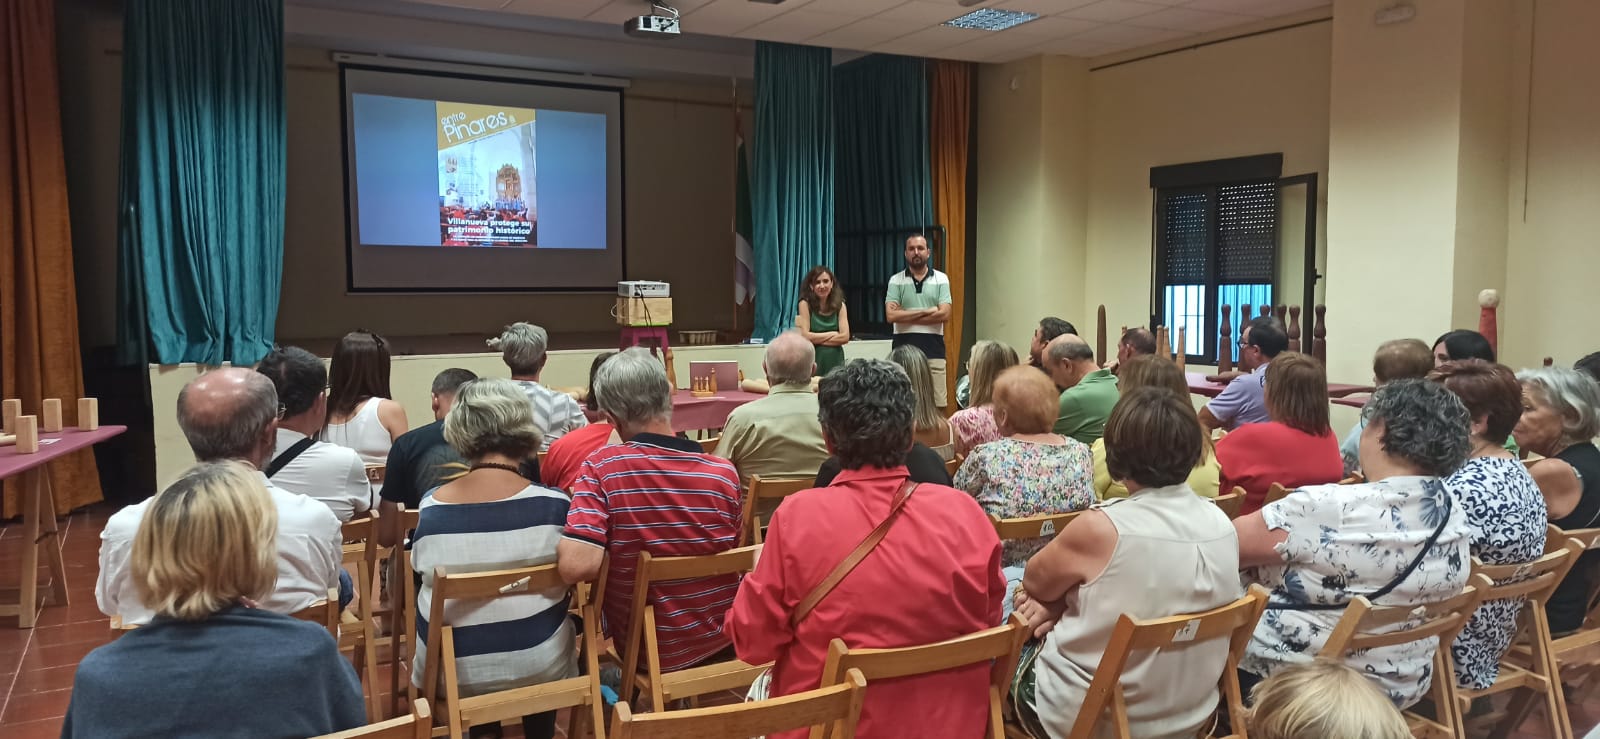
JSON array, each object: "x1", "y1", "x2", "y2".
[{"x1": 0, "y1": 397, "x2": 100, "y2": 454}]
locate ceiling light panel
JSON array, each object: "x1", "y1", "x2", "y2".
[{"x1": 943, "y1": 8, "x2": 1040, "y2": 31}]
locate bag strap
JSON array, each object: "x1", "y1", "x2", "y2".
[
  {"x1": 264, "y1": 437, "x2": 317, "y2": 479},
  {"x1": 1270, "y1": 490, "x2": 1453, "y2": 612},
  {"x1": 791, "y1": 480, "x2": 917, "y2": 628}
]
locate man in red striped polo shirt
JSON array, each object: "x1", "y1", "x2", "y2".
[{"x1": 558, "y1": 348, "x2": 743, "y2": 671}]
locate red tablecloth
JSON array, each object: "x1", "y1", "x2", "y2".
[
  {"x1": 671, "y1": 390, "x2": 765, "y2": 433},
  {"x1": 0, "y1": 426, "x2": 127, "y2": 479},
  {"x1": 1185, "y1": 373, "x2": 1373, "y2": 404}
]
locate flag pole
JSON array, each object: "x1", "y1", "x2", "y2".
[{"x1": 731, "y1": 75, "x2": 739, "y2": 338}]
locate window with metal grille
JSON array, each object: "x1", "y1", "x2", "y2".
[{"x1": 1150, "y1": 154, "x2": 1282, "y2": 364}]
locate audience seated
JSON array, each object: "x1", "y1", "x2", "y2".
[
  {"x1": 377, "y1": 367, "x2": 476, "y2": 545},
  {"x1": 718, "y1": 331, "x2": 830, "y2": 487},
  {"x1": 1027, "y1": 316, "x2": 1077, "y2": 373},
  {"x1": 324, "y1": 330, "x2": 409, "y2": 472},
  {"x1": 255, "y1": 346, "x2": 372, "y2": 522},
  {"x1": 949, "y1": 340, "x2": 1020, "y2": 457},
  {"x1": 1043, "y1": 334, "x2": 1119, "y2": 444},
  {"x1": 727, "y1": 358, "x2": 1004, "y2": 739},
  {"x1": 1199, "y1": 316, "x2": 1288, "y2": 432},
  {"x1": 1092, "y1": 355, "x2": 1220, "y2": 500},
  {"x1": 1432, "y1": 328, "x2": 1497, "y2": 366},
  {"x1": 541, "y1": 351, "x2": 619, "y2": 492},
  {"x1": 814, "y1": 441, "x2": 951, "y2": 487},
  {"x1": 98, "y1": 368, "x2": 341, "y2": 626},
  {"x1": 412, "y1": 378, "x2": 575, "y2": 739},
  {"x1": 1234, "y1": 379, "x2": 1472, "y2": 707},
  {"x1": 491, "y1": 322, "x2": 588, "y2": 451},
  {"x1": 1009, "y1": 387, "x2": 1242, "y2": 739},
  {"x1": 954, "y1": 366, "x2": 1095, "y2": 567},
  {"x1": 1429, "y1": 360, "x2": 1547, "y2": 689},
  {"x1": 1515, "y1": 366, "x2": 1600, "y2": 635},
  {"x1": 557, "y1": 349, "x2": 742, "y2": 671},
  {"x1": 1246, "y1": 659, "x2": 1409, "y2": 739},
  {"x1": 888, "y1": 344, "x2": 955, "y2": 459},
  {"x1": 1216, "y1": 353, "x2": 1344, "y2": 514},
  {"x1": 1104, "y1": 326, "x2": 1157, "y2": 374},
  {"x1": 1340, "y1": 339, "x2": 1435, "y2": 474},
  {"x1": 68, "y1": 462, "x2": 363, "y2": 738}
]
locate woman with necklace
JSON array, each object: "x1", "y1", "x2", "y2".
[
  {"x1": 1515, "y1": 366, "x2": 1600, "y2": 636},
  {"x1": 410, "y1": 378, "x2": 576, "y2": 739},
  {"x1": 1430, "y1": 360, "x2": 1546, "y2": 691}
]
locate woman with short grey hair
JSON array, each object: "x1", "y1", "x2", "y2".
[
  {"x1": 413, "y1": 377, "x2": 574, "y2": 739},
  {"x1": 1515, "y1": 366, "x2": 1600, "y2": 633},
  {"x1": 1233, "y1": 379, "x2": 1473, "y2": 707}
]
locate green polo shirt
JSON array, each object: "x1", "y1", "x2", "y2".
[
  {"x1": 717, "y1": 384, "x2": 830, "y2": 486},
  {"x1": 1053, "y1": 369, "x2": 1120, "y2": 444}
]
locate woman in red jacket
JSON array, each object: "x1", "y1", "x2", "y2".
[{"x1": 1216, "y1": 352, "x2": 1344, "y2": 513}]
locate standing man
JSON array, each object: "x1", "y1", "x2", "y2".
[{"x1": 886, "y1": 234, "x2": 953, "y2": 407}]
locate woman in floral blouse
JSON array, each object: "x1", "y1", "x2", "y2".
[
  {"x1": 1233, "y1": 379, "x2": 1473, "y2": 708},
  {"x1": 950, "y1": 340, "x2": 1019, "y2": 458},
  {"x1": 954, "y1": 365, "x2": 1096, "y2": 567}
]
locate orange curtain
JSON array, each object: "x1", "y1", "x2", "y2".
[
  {"x1": 1, "y1": 0, "x2": 104, "y2": 517},
  {"x1": 931, "y1": 61, "x2": 972, "y2": 406}
]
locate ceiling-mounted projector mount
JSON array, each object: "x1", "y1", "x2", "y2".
[{"x1": 625, "y1": 1, "x2": 681, "y2": 39}]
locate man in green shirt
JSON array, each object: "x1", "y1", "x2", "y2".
[
  {"x1": 1044, "y1": 334, "x2": 1119, "y2": 444},
  {"x1": 717, "y1": 331, "x2": 830, "y2": 487}
]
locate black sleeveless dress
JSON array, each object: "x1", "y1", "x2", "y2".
[{"x1": 1547, "y1": 442, "x2": 1600, "y2": 633}]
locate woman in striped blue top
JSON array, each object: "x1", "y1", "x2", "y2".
[{"x1": 412, "y1": 378, "x2": 576, "y2": 739}]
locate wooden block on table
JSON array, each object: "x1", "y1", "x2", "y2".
[
  {"x1": 78, "y1": 397, "x2": 100, "y2": 431},
  {"x1": 42, "y1": 399, "x2": 63, "y2": 433},
  {"x1": 16, "y1": 415, "x2": 38, "y2": 454},
  {"x1": 2, "y1": 399, "x2": 18, "y2": 434}
]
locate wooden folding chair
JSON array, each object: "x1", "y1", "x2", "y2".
[
  {"x1": 988, "y1": 512, "x2": 1080, "y2": 543},
  {"x1": 1211, "y1": 488, "x2": 1246, "y2": 519},
  {"x1": 365, "y1": 464, "x2": 387, "y2": 487},
  {"x1": 618, "y1": 546, "x2": 771, "y2": 709},
  {"x1": 388, "y1": 508, "x2": 422, "y2": 715},
  {"x1": 313, "y1": 698, "x2": 432, "y2": 739},
  {"x1": 742, "y1": 475, "x2": 814, "y2": 545},
  {"x1": 612, "y1": 667, "x2": 867, "y2": 739},
  {"x1": 819, "y1": 614, "x2": 1028, "y2": 739},
  {"x1": 1507, "y1": 526, "x2": 1600, "y2": 715},
  {"x1": 1262, "y1": 483, "x2": 1293, "y2": 509},
  {"x1": 340, "y1": 514, "x2": 386, "y2": 722},
  {"x1": 945, "y1": 455, "x2": 963, "y2": 478},
  {"x1": 1459, "y1": 538, "x2": 1582, "y2": 739},
  {"x1": 420, "y1": 564, "x2": 606, "y2": 739},
  {"x1": 1319, "y1": 574, "x2": 1491, "y2": 739},
  {"x1": 1057, "y1": 585, "x2": 1269, "y2": 739},
  {"x1": 698, "y1": 436, "x2": 720, "y2": 455},
  {"x1": 292, "y1": 588, "x2": 342, "y2": 637}
]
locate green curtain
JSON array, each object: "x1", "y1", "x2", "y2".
[
  {"x1": 752, "y1": 42, "x2": 834, "y2": 341},
  {"x1": 116, "y1": 0, "x2": 286, "y2": 365},
  {"x1": 834, "y1": 55, "x2": 932, "y2": 334}
]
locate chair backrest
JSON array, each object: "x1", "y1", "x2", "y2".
[
  {"x1": 420, "y1": 564, "x2": 570, "y2": 709},
  {"x1": 988, "y1": 511, "x2": 1080, "y2": 542},
  {"x1": 944, "y1": 455, "x2": 962, "y2": 477},
  {"x1": 1338, "y1": 473, "x2": 1365, "y2": 485},
  {"x1": 744, "y1": 476, "x2": 815, "y2": 545},
  {"x1": 312, "y1": 698, "x2": 432, "y2": 739},
  {"x1": 1320, "y1": 574, "x2": 1490, "y2": 656},
  {"x1": 820, "y1": 615, "x2": 1027, "y2": 739},
  {"x1": 364, "y1": 464, "x2": 386, "y2": 486},
  {"x1": 1070, "y1": 585, "x2": 1270, "y2": 739},
  {"x1": 611, "y1": 667, "x2": 867, "y2": 739},
  {"x1": 621, "y1": 546, "x2": 761, "y2": 682},
  {"x1": 1262, "y1": 482, "x2": 1293, "y2": 508},
  {"x1": 699, "y1": 436, "x2": 720, "y2": 455},
  {"x1": 1550, "y1": 525, "x2": 1600, "y2": 624},
  {"x1": 1211, "y1": 489, "x2": 1246, "y2": 519},
  {"x1": 1471, "y1": 541, "x2": 1582, "y2": 609},
  {"x1": 291, "y1": 588, "x2": 342, "y2": 637}
]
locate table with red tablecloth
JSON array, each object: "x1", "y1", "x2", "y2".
[
  {"x1": 0, "y1": 425, "x2": 127, "y2": 627},
  {"x1": 1185, "y1": 372, "x2": 1374, "y2": 406},
  {"x1": 670, "y1": 390, "x2": 765, "y2": 433}
]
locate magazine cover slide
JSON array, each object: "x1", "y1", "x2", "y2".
[{"x1": 437, "y1": 101, "x2": 539, "y2": 247}]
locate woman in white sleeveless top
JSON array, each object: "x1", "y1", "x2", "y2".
[
  {"x1": 1010, "y1": 387, "x2": 1242, "y2": 739},
  {"x1": 324, "y1": 331, "x2": 409, "y2": 472}
]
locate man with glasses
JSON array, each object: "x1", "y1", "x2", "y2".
[
  {"x1": 255, "y1": 346, "x2": 373, "y2": 523},
  {"x1": 1199, "y1": 317, "x2": 1288, "y2": 432}
]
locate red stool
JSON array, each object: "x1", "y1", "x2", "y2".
[{"x1": 620, "y1": 326, "x2": 670, "y2": 354}]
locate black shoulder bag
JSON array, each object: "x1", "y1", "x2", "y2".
[
  {"x1": 264, "y1": 437, "x2": 317, "y2": 479},
  {"x1": 1267, "y1": 492, "x2": 1453, "y2": 612}
]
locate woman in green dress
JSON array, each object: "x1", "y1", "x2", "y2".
[{"x1": 798, "y1": 265, "x2": 850, "y2": 376}]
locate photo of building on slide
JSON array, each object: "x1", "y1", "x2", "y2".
[{"x1": 437, "y1": 101, "x2": 539, "y2": 247}]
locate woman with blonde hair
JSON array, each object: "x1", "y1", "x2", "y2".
[
  {"x1": 1248, "y1": 659, "x2": 1409, "y2": 739},
  {"x1": 889, "y1": 344, "x2": 954, "y2": 459},
  {"x1": 950, "y1": 340, "x2": 1021, "y2": 457},
  {"x1": 64, "y1": 462, "x2": 363, "y2": 738},
  {"x1": 1091, "y1": 355, "x2": 1220, "y2": 499}
]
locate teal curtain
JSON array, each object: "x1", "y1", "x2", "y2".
[
  {"x1": 116, "y1": 0, "x2": 286, "y2": 365},
  {"x1": 834, "y1": 55, "x2": 932, "y2": 335},
  {"x1": 752, "y1": 42, "x2": 834, "y2": 341}
]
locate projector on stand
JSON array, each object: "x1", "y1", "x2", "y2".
[
  {"x1": 618, "y1": 280, "x2": 670, "y2": 298},
  {"x1": 624, "y1": 3, "x2": 681, "y2": 39}
]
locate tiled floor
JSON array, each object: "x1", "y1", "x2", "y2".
[{"x1": 0, "y1": 503, "x2": 1591, "y2": 738}]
